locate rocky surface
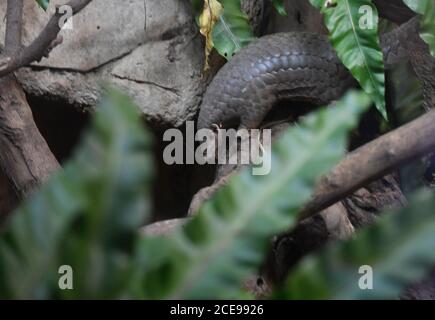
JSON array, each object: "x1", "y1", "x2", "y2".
[{"x1": 0, "y1": 0, "x2": 205, "y2": 127}]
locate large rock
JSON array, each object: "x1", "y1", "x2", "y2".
[{"x1": 0, "y1": 0, "x2": 205, "y2": 127}]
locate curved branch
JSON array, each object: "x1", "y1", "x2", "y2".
[
  {"x1": 0, "y1": 0, "x2": 93, "y2": 78},
  {"x1": 300, "y1": 109, "x2": 435, "y2": 219}
]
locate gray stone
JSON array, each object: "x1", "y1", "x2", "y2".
[{"x1": 1, "y1": 0, "x2": 205, "y2": 127}]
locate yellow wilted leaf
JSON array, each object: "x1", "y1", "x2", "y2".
[{"x1": 199, "y1": 0, "x2": 223, "y2": 71}]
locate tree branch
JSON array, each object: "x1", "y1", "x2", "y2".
[
  {"x1": 0, "y1": 76, "x2": 61, "y2": 200},
  {"x1": 0, "y1": 0, "x2": 93, "y2": 77},
  {"x1": 299, "y1": 109, "x2": 435, "y2": 219},
  {"x1": 5, "y1": 0, "x2": 24, "y2": 54},
  {"x1": 142, "y1": 218, "x2": 191, "y2": 237},
  {"x1": 189, "y1": 107, "x2": 435, "y2": 223}
]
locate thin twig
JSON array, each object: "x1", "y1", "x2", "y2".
[{"x1": 0, "y1": 0, "x2": 93, "y2": 77}]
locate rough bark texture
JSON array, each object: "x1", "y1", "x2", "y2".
[
  {"x1": 265, "y1": 0, "x2": 326, "y2": 35},
  {"x1": 372, "y1": 0, "x2": 415, "y2": 24},
  {"x1": 0, "y1": 76, "x2": 60, "y2": 200},
  {"x1": 241, "y1": 0, "x2": 268, "y2": 35},
  {"x1": 401, "y1": 268, "x2": 435, "y2": 300},
  {"x1": 0, "y1": 169, "x2": 16, "y2": 222},
  {"x1": 398, "y1": 20, "x2": 435, "y2": 111}
]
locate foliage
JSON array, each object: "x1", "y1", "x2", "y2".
[
  {"x1": 137, "y1": 91, "x2": 370, "y2": 299},
  {"x1": 403, "y1": 0, "x2": 435, "y2": 58},
  {"x1": 309, "y1": 0, "x2": 386, "y2": 120},
  {"x1": 0, "y1": 90, "x2": 370, "y2": 299},
  {"x1": 0, "y1": 89, "x2": 153, "y2": 299},
  {"x1": 36, "y1": 0, "x2": 49, "y2": 11},
  {"x1": 271, "y1": 0, "x2": 287, "y2": 16},
  {"x1": 212, "y1": 0, "x2": 256, "y2": 59},
  {"x1": 4, "y1": 0, "x2": 435, "y2": 300},
  {"x1": 194, "y1": 0, "x2": 288, "y2": 62},
  {"x1": 193, "y1": 0, "x2": 388, "y2": 119},
  {"x1": 277, "y1": 190, "x2": 435, "y2": 299},
  {"x1": 209, "y1": 0, "x2": 255, "y2": 60},
  {"x1": 0, "y1": 86, "x2": 434, "y2": 300}
]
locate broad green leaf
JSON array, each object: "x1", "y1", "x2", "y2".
[
  {"x1": 271, "y1": 0, "x2": 287, "y2": 16},
  {"x1": 0, "y1": 89, "x2": 153, "y2": 299},
  {"x1": 36, "y1": 0, "x2": 50, "y2": 11},
  {"x1": 139, "y1": 91, "x2": 371, "y2": 299},
  {"x1": 279, "y1": 189, "x2": 435, "y2": 299},
  {"x1": 403, "y1": 0, "x2": 435, "y2": 58},
  {"x1": 309, "y1": 0, "x2": 387, "y2": 120},
  {"x1": 212, "y1": 0, "x2": 256, "y2": 59}
]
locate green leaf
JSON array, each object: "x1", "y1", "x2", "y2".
[
  {"x1": 271, "y1": 0, "x2": 287, "y2": 16},
  {"x1": 279, "y1": 189, "x2": 435, "y2": 299},
  {"x1": 35, "y1": 0, "x2": 50, "y2": 11},
  {"x1": 212, "y1": 0, "x2": 256, "y2": 59},
  {"x1": 403, "y1": 0, "x2": 435, "y2": 58},
  {"x1": 139, "y1": 91, "x2": 371, "y2": 299},
  {"x1": 0, "y1": 89, "x2": 153, "y2": 299},
  {"x1": 309, "y1": 0, "x2": 387, "y2": 120}
]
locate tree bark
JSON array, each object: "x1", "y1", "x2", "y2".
[
  {"x1": 0, "y1": 76, "x2": 60, "y2": 200},
  {"x1": 372, "y1": 0, "x2": 415, "y2": 24},
  {"x1": 0, "y1": 169, "x2": 16, "y2": 222},
  {"x1": 300, "y1": 108, "x2": 435, "y2": 220}
]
